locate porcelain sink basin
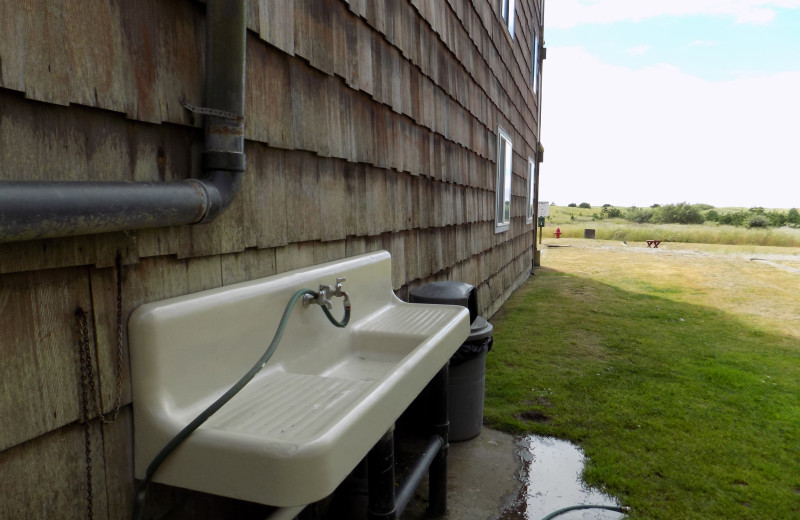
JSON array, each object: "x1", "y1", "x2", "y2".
[{"x1": 129, "y1": 251, "x2": 470, "y2": 507}]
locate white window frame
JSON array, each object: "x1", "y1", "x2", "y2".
[
  {"x1": 501, "y1": 0, "x2": 516, "y2": 39},
  {"x1": 526, "y1": 156, "x2": 536, "y2": 224},
  {"x1": 495, "y1": 127, "x2": 513, "y2": 233},
  {"x1": 532, "y1": 31, "x2": 540, "y2": 94}
]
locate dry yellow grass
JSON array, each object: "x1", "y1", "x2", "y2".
[{"x1": 539, "y1": 238, "x2": 800, "y2": 339}]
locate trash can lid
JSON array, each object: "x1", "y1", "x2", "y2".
[
  {"x1": 468, "y1": 315, "x2": 493, "y2": 341},
  {"x1": 409, "y1": 281, "x2": 478, "y2": 322}
]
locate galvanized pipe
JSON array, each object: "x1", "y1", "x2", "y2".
[
  {"x1": 0, "y1": 0, "x2": 246, "y2": 242},
  {"x1": 196, "y1": 0, "x2": 247, "y2": 223},
  {"x1": 0, "y1": 181, "x2": 209, "y2": 242}
]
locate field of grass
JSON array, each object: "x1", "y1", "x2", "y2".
[
  {"x1": 484, "y1": 239, "x2": 800, "y2": 519},
  {"x1": 542, "y1": 206, "x2": 800, "y2": 247}
]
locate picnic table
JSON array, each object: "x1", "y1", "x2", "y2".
[{"x1": 646, "y1": 240, "x2": 661, "y2": 248}]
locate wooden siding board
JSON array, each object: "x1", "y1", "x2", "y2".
[
  {"x1": 313, "y1": 240, "x2": 347, "y2": 265},
  {"x1": 274, "y1": 242, "x2": 317, "y2": 274},
  {"x1": 20, "y1": 0, "x2": 72, "y2": 106},
  {"x1": 63, "y1": 0, "x2": 135, "y2": 117},
  {"x1": 246, "y1": 36, "x2": 291, "y2": 148},
  {"x1": 351, "y1": 91, "x2": 376, "y2": 164},
  {"x1": 245, "y1": 144, "x2": 288, "y2": 249},
  {"x1": 116, "y1": 0, "x2": 162, "y2": 123},
  {"x1": 0, "y1": 268, "x2": 89, "y2": 451},
  {"x1": 318, "y1": 158, "x2": 348, "y2": 242},
  {"x1": 258, "y1": 0, "x2": 295, "y2": 55},
  {"x1": 0, "y1": 2, "x2": 26, "y2": 93},
  {"x1": 220, "y1": 248, "x2": 278, "y2": 285},
  {"x1": 294, "y1": 0, "x2": 334, "y2": 77},
  {"x1": 0, "y1": 423, "x2": 107, "y2": 519},
  {"x1": 355, "y1": 19, "x2": 374, "y2": 96},
  {"x1": 100, "y1": 408, "x2": 135, "y2": 520},
  {"x1": 365, "y1": 166, "x2": 391, "y2": 236},
  {"x1": 331, "y1": 1, "x2": 350, "y2": 82},
  {"x1": 284, "y1": 152, "x2": 321, "y2": 243}
]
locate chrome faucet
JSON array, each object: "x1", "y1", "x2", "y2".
[{"x1": 303, "y1": 277, "x2": 348, "y2": 309}]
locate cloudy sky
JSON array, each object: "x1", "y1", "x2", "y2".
[{"x1": 540, "y1": 0, "x2": 800, "y2": 209}]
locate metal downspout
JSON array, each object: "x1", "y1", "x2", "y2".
[{"x1": 0, "y1": 0, "x2": 246, "y2": 243}]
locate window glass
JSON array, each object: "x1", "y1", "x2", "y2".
[
  {"x1": 526, "y1": 156, "x2": 536, "y2": 223},
  {"x1": 496, "y1": 127, "x2": 513, "y2": 232},
  {"x1": 502, "y1": 0, "x2": 516, "y2": 39},
  {"x1": 532, "y1": 32, "x2": 539, "y2": 94}
]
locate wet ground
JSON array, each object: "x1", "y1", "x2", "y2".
[{"x1": 402, "y1": 427, "x2": 626, "y2": 520}]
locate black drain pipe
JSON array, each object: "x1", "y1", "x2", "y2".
[{"x1": 0, "y1": 0, "x2": 246, "y2": 243}]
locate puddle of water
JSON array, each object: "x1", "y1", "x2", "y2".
[{"x1": 499, "y1": 435, "x2": 626, "y2": 520}]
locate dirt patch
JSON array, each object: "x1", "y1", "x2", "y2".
[{"x1": 517, "y1": 410, "x2": 552, "y2": 424}]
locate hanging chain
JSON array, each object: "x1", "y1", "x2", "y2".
[
  {"x1": 76, "y1": 253, "x2": 126, "y2": 519},
  {"x1": 76, "y1": 308, "x2": 95, "y2": 520}
]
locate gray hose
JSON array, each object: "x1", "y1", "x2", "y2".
[{"x1": 540, "y1": 504, "x2": 630, "y2": 520}]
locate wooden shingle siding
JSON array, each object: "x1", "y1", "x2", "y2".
[{"x1": 1, "y1": 1, "x2": 543, "y2": 516}]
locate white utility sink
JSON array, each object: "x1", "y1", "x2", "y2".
[{"x1": 129, "y1": 251, "x2": 470, "y2": 506}]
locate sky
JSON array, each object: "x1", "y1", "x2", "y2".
[{"x1": 540, "y1": 0, "x2": 800, "y2": 209}]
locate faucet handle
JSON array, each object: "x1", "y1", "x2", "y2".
[{"x1": 317, "y1": 285, "x2": 333, "y2": 309}]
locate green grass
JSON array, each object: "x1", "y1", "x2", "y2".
[{"x1": 485, "y1": 265, "x2": 800, "y2": 519}]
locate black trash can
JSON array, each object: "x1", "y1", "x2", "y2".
[{"x1": 409, "y1": 282, "x2": 493, "y2": 441}]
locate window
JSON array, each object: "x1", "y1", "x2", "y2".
[
  {"x1": 532, "y1": 31, "x2": 540, "y2": 94},
  {"x1": 526, "y1": 156, "x2": 536, "y2": 224},
  {"x1": 496, "y1": 127, "x2": 513, "y2": 233},
  {"x1": 501, "y1": 0, "x2": 516, "y2": 39}
]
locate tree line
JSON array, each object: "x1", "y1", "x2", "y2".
[{"x1": 564, "y1": 202, "x2": 800, "y2": 228}]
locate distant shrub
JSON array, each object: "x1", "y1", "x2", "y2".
[
  {"x1": 788, "y1": 208, "x2": 800, "y2": 225},
  {"x1": 626, "y1": 206, "x2": 654, "y2": 223},
  {"x1": 652, "y1": 203, "x2": 705, "y2": 225},
  {"x1": 718, "y1": 210, "x2": 748, "y2": 227},
  {"x1": 605, "y1": 207, "x2": 622, "y2": 218},
  {"x1": 705, "y1": 209, "x2": 719, "y2": 222},
  {"x1": 568, "y1": 203, "x2": 577, "y2": 207},
  {"x1": 747, "y1": 215, "x2": 769, "y2": 228},
  {"x1": 579, "y1": 202, "x2": 591, "y2": 209},
  {"x1": 767, "y1": 212, "x2": 787, "y2": 227}
]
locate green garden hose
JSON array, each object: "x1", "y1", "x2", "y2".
[
  {"x1": 132, "y1": 288, "x2": 351, "y2": 520},
  {"x1": 540, "y1": 504, "x2": 631, "y2": 520}
]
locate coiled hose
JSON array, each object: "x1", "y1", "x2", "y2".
[{"x1": 132, "y1": 288, "x2": 350, "y2": 520}]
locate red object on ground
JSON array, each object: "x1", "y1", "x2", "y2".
[{"x1": 555, "y1": 227, "x2": 562, "y2": 238}]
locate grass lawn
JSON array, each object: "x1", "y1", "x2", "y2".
[{"x1": 485, "y1": 239, "x2": 800, "y2": 519}]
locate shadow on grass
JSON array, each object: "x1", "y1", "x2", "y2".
[{"x1": 485, "y1": 267, "x2": 800, "y2": 519}]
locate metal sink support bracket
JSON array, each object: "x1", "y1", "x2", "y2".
[{"x1": 129, "y1": 250, "x2": 470, "y2": 507}]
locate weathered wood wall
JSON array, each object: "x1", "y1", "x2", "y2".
[{"x1": 0, "y1": 0, "x2": 544, "y2": 517}]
